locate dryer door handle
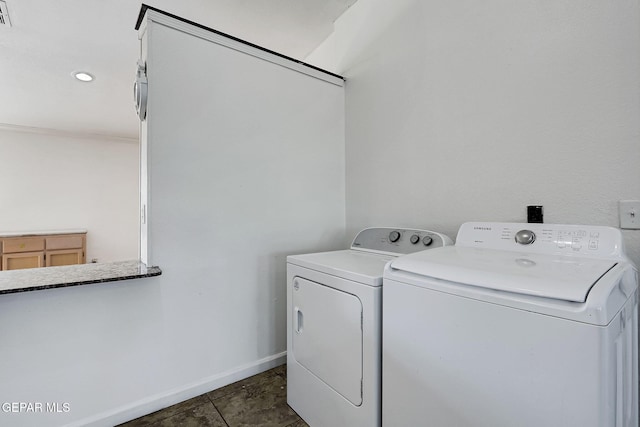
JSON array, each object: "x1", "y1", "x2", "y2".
[{"x1": 294, "y1": 307, "x2": 304, "y2": 334}]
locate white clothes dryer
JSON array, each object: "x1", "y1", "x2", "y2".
[
  {"x1": 383, "y1": 222, "x2": 638, "y2": 427},
  {"x1": 287, "y1": 227, "x2": 452, "y2": 427}
]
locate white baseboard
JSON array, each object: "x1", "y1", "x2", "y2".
[{"x1": 65, "y1": 351, "x2": 286, "y2": 427}]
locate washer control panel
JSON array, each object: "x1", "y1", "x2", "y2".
[
  {"x1": 351, "y1": 227, "x2": 453, "y2": 255},
  {"x1": 456, "y1": 222, "x2": 624, "y2": 258}
]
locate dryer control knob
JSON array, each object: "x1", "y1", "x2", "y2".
[
  {"x1": 389, "y1": 231, "x2": 401, "y2": 242},
  {"x1": 422, "y1": 236, "x2": 433, "y2": 246},
  {"x1": 515, "y1": 230, "x2": 536, "y2": 245},
  {"x1": 410, "y1": 234, "x2": 420, "y2": 244}
]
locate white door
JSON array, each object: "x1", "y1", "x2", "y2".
[{"x1": 292, "y1": 276, "x2": 363, "y2": 405}]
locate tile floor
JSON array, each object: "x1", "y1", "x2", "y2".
[{"x1": 118, "y1": 364, "x2": 308, "y2": 427}]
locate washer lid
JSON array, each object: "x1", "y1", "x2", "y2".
[{"x1": 389, "y1": 246, "x2": 618, "y2": 302}]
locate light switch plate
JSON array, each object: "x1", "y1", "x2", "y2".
[{"x1": 619, "y1": 200, "x2": 640, "y2": 229}]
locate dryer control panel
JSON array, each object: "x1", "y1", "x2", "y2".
[
  {"x1": 351, "y1": 227, "x2": 453, "y2": 256},
  {"x1": 456, "y1": 222, "x2": 625, "y2": 259}
]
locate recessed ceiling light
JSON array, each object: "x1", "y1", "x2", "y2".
[{"x1": 73, "y1": 72, "x2": 94, "y2": 82}]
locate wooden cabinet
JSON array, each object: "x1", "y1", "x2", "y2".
[
  {"x1": 0, "y1": 232, "x2": 86, "y2": 271},
  {"x1": 3, "y1": 252, "x2": 45, "y2": 270},
  {"x1": 3, "y1": 237, "x2": 45, "y2": 253},
  {"x1": 46, "y1": 249, "x2": 84, "y2": 267}
]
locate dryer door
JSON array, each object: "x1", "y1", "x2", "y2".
[{"x1": 292, "y1": 276, "x2": 363, "y2": 406}]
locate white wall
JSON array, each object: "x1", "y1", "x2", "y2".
[
  {"x1": 307, "y1": 0, "x2": 640, "y2": 266},
  {"x1": 141, "y1": 13, "x2": 345, "y2": 406},
  {"x1": 0, "y1": 127, "x2": 139, "y2": 262}
]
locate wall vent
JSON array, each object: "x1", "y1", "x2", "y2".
[{"x1": 0, "y1": 1, "x2": 11, "y2": 27}]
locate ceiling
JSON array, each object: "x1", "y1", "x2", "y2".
[{"x1": 0, "y1": 0, "x2": 356, "y2": 140}]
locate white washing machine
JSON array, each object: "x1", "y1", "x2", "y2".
[
  {"x1": 383, "y1": 222, "x2": 638, "y2": 427},
  {"x1": 287, "y1": 227, "x2": 452, "y2": 427}
]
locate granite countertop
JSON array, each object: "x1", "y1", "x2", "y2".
[
  {"x1": 0, "y1": 260, "x2": 162, "y2": 295},
  {"x1": 0, "y1": 229, "x2": 88, "y2": 238}
]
